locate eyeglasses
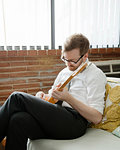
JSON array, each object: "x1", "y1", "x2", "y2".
[{"x1": 61, "y1": 54, "x2": 84, "y2": 64}]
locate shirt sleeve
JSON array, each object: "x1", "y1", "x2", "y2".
[{"x1": 86, "y1": 70, "x2": 107, "y2": 114}]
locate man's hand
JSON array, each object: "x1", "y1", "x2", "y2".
[
  {"x1": 51, "y1": 87, "x2": 70, "y2": 102},
  {"x1": 35, "y1": 91, "x2": 45, "y2": 99}
]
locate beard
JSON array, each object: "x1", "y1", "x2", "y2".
[{"x1": 67, "y1": 65, "x2": 78, "y2": 71}]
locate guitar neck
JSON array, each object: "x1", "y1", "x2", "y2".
[
  {"x1": 48, "y1": 62, "x2": 87, "y2": 104},
  {"x1": 58, "y1": 63, "x2": 87, "y2": 90}
]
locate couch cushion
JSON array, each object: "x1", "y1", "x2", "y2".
[
  {"x1": 91, "y1": 77, "x2": 120, "y2": 132},
  {"x1": 27, "y1": 128, "x2": 120, "y2": 150}
]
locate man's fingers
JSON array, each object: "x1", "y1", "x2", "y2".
[
  {"x1": 35, "y1": 91, "x2": 44, "y2": 98},
  {"x1": 56, "y1": 83, "x2": 61, "y2": 88}
]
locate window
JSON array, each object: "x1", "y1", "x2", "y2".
[
  {"x1": 55, "y1": 0, "x2": 120, "y2": 48},
  {"x1": 0, "y1": 0, "x2": 120, "y2": 50},
  {"x1": 0, "y1": 0, "x2": 5, "y2": 48},
  {"x1": 0, "y1": 0, "x2": 51, "y2": 50}
]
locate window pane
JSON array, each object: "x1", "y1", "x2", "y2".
[
  {"x1": 112, "y1": 64, "x2": 120, "y2": 72},
  {"x1": 1, "y1": 0, "x2": 51, "y2": 49},
  {"x1": 97, "y1": 65, "x2": 110, "y2": 73},
  {"x1": 0, "y1": 0, "x2": 5, "y2": 47},
  {"x1": 55, "y1": 0, "x2": 120, "y2": 49}
]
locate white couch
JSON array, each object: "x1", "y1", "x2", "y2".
[
  {"x1": 27, "y1": 77, "x2": 120, "y2": 150},
  {"x1": 27, "y1": 128, "x2": 120, "y2": 150}
]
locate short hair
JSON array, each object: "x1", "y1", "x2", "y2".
[{"x1": 63, "y1": 33, "x2": 90, "y2": 55}]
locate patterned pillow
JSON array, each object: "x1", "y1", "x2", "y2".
[
  {"x1": 91, "y1": 77, "x2": 120, "y2": 133},
  {"x1": 112, "y1": 126, "x2": 120, "y2": 137}
]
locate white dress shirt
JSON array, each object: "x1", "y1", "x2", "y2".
[{"x1": 48, "y1": 59, "x2": 107, "y2": 114}]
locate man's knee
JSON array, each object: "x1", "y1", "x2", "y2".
[
  {"x1": 8, "y1": 91, "x2": 26, "y2": 105},
  {"x1": 10, "y1": 91, "x2": 22, "y2": 99}
]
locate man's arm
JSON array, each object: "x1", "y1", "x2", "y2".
[
  {"x1": 65, "y1": 94, "x2": 102, "y2": 124},
  {"x1": 51, "y1": 89, "x2": 102, "y2": 124}
]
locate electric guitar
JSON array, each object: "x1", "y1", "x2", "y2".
[{"x1": 45, "y1": 62, "x2": 88, "y2": 104}]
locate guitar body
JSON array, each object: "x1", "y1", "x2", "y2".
[{"x1": 0, "y1": 138, "x2": 6, "y2": 150}]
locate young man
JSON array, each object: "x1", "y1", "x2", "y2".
[{"x1": 0, "y1": 34, "x2": 107, "y2": 150}]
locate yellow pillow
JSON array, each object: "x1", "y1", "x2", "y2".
[{"x1": 91, "y1": 77, "x2": 120, "y2": 132}]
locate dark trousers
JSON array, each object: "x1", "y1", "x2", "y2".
[{"x1": 0, "y1": 91, "x2": 88, "y2": 150}]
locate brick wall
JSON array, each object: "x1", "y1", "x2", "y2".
[{"x1": 0, "y1": 48, "x2": 120, "y2": 105}]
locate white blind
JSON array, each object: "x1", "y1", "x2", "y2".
[
  {"x1": 0, "y1": 0, "x2": 5, "y2": 46},
  {"x1": 55, "y1": 0, "x2": 120, "y2": 48},
  {"x1": 0, "y1": 0, "x2": 51, "y2": 49},
  {"x1": 0, "y1": 0, "x2": 120, "y2": 50}
]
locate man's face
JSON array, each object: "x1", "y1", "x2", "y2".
[{"x1": 62, "y1": 48, "x2": 84, "y2": 71}]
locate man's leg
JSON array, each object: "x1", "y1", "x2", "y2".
[
  {"x1": 0, "y1": 91, "x2": 88, "y2": 148},
  {"x1": 0, "y1": 91, "x2": 48, "y2": 141},
  {"x1": 5, "y1": 112, "x2": 46, "y2": 150}
]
